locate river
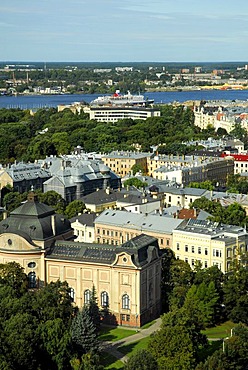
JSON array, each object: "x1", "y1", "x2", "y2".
[{"x1": 0, "y1": 89, "x2": 248, "y2": 109}]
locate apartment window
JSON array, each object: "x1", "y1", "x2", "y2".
[
  {"x1": 204, "y1": 261, "x2": 208, "y2": 268},
  {"x1": 107, "y1": 230, "x2": 109, "y2": 236},
  {"x1": 185, "y1": 245, "x2": 188, "y2": 252},
  {"x1": 205, "y1": 248, "x2": 208, "y2": 256},
  {"x1": 103, "y1": 229, "x2": 105, "y2": 235},
  {"x1": 216, "y1": 250, "x2": 219, "y2": 257},
  {"x1": 89, "y1": 232, "x2": 92, "y2": 238},
  {"x1": 213, "y1": 249, "x2": 216, "y2": 257},
  {"x1": 191, "y1": 259, "x2": 195, "y2": 267},
  {"x1": 192, "y1": 246, "x2": 195, "y2": 253},
  {"x1": 160, "y1": 239, "x2": 164, "y2": 245},
  {"x1": 176, "y1": 243, "x2": 180, "y2": 251},
  {"x1": 97, "y1": 228, "x2": 100, "y2": 234},
  {"x1": 185, "y1": 257, "x2": 188, "y2": 263},
  {"x1": 198, "y1": 247, "x2": 201, "y2": 254},
  {"x1": 28, "y1": 272, "x2": 36, "y2": 289},
  {"x1": 166, "y1": 239, "x2": 169, "y2": 246},
  {"x1": 126, "y1": 315, "x2": 130, "y2": 322}
]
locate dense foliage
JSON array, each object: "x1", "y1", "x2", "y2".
[
  {"x1": 0, "y1": 105, "x2": 204, "y2": 163},
  {"x1": 0, "y1": 263, "x2": 102, "y2": 370}
]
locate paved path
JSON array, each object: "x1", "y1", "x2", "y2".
[{"x1": 101, "y1": 317, "x2": 162, "y2": 364}]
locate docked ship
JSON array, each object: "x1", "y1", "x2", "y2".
[{"x1": 90, "y1": 90, "x2": 154, "y2": 106}]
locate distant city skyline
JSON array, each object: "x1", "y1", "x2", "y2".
[{"x1": 1, "y1": 0, "x2": 248, "y2": 62}]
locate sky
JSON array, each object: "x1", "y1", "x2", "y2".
[{"x1": 0, "y1": 0, "x2": 248, "y2": 62}]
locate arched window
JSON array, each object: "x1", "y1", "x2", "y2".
[
  {"x1": 101, "y1": 291, "x2": 109, "y2": 307},
  {"x1": 122, "y1": 294, "x2": 130, "y2": 309},
  {"x1": 84, "y1": 289, "x2": 91, "y2": 305},
  {"x1": 28, "y1": 271, "x2": 36, "y2": 289},
  {"x1": 69, "y1": 288, "x2": 75, "y2": 303}
]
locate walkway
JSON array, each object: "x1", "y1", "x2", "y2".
[{"x1": 101, "y1": 317, "x2": 162, "y2": 364}]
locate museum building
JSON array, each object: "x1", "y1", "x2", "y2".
[{"x1": 0, "y1": 192, "x2": 162, "y2": 327}]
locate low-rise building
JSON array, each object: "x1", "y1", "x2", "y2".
[
  {"x1": 172, "y1": 219, "x2": 248, "y2": 273},
  {"x1": 102, "y1": 151, "x2": 150, "y2": 178},
  {"x1": 94, "y1": 209, "x2": 184, "y2": 249},
  {"x1": 84, "y1": 106, "x2": 160, "y2": 123}
]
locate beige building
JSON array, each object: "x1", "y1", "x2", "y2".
[
  {"x1": 94, "y1": 209, "x2": 184, "y2": 249},
  {"x1": 172, "y1": 219, "x2": 248, "y2": 273},
  {"x1": 102, "y1": 151, "x2": 150, "y2": 177},
  {"x1": 0, "y1": 194, "x2": 162, "y2": 327}
]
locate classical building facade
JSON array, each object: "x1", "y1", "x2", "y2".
[{"x1": 0, "y1": 193, "x2": 162, "y2": 327}]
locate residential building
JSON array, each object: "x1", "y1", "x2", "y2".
[
  {"x1": 70, "y1": 212, "x2": 96, "y2": 243},
  {"x1": 0, "y1": 162, "x2": 51, "y2": 193},
  {"x1": 151, "y1": 155, "x2": 234, "y2": 187},
  {"x1": 221, "y1": 153, "x2": 248, "y2": 175},
  {"x1": 84, "y1": 106, "x2": 160, "y2": 123},
  {"x1": 0, "y1": 193, "x2": 162, "y2": 327},
  {"x1": 94, "y1": 209, "x2": 184, "y2": 249},
  {"x1": 172, "y1": 219, "x2": 248, "y2": 273},
  {"x1": 102, "y1": 151, "x2": 150, "y2": 178}
]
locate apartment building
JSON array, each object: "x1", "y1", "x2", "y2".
[
  {"x1": 172, "y1": 219, "x2": 248, "y2": 273},
  {"x1": 102, "y1": 151, "x2": 150, "y2": 177},
  {"x1": 150, "y1": 155, "x2": 234, "y2": 187},
  {"x1": 94, "y1": 209, "x2": 184, "y2": 249}
]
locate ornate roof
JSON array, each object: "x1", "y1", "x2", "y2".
[{"x1": 0, "y1": 192, "x2": 72, "y2": 241}]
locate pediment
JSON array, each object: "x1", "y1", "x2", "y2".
[
  {"x1": 0, "y1": 233, "x2": 40, "y2": 252},
  {"x1": 112, "y1": 251, "x2": 136, "y2": 268}
]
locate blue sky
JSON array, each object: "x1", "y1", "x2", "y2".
[{"x1": 0, "y1": 0, "x2": 248, "y2": 62}]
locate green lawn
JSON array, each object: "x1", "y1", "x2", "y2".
[
  {"x1": 100, "y1": 352, "x2": 124, "y2": 369},
  {"x1": 202, "y1": 321, "x2": 237, "y2": 339},
  {"x1": 99, "y1": 326, "x2": 136, "y2": 342},
  {"x1": 118, "y1": 336, "x2": 151, "y2": 357}
]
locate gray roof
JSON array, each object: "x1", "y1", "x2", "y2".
[
  {"x1": 175, "y1": 219, "x2": 247, "y2": 241},
  {"x1": 70, "y1": 213, "x2": 97, "y2": 227},
  {"x1": 46, "y1": 233, "x2": 160, "y2": 267},
  {"x1": 3, "y1": 162, "x2": 50, "y2": 182},
  {"x1": 95, "y1": 209, "x2": 184, "y2": 234},
  {"x1": 0, "y1": 193, "x2": 72, "y2": 241}
]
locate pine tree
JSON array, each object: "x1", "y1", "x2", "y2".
[
  {"x1": 71, "y1": 306, "x2": 99, "y2": 358},
  {"x1": 88, "y1": 285, "x2": 101, "y2": 332}
]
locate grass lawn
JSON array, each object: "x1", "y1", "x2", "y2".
[
  {"x1": 99, "y1": 326, "x2": 136, "y2": 342},
  {"x1": 100, "y1": 352, "x2": 124, "y2": 369},
  {"x1": 202, "y1": 321, "x2": 237, "y2": 339},
  {"x1": 118, "y1": 336, "x2": 151, "y2": 357}
]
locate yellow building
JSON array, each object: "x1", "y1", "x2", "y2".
[
  {"x1": 172, "y1": 219, "x2": 248, "y2": 273},
  {"x1": 0, "y1": 193, "x2": 162, "y2": 327},
  {"x1": 102, "y1": 151, "x2": 150, "y2": 177}
]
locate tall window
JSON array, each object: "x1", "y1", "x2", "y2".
[
  {"x1": 84, "y1": 289, "x2": 91, "y2": 305},
  {"x1": 69, "y1": 288, "x2": 75, "y2": 303},
  {"x1": 122, "y1": 294, "x2": 130, "y2": 309},
  {"x1": 28, "y1": 271, "x2": 36, "y2": 288},
  {"x1": 101, "y1": 291, "x2": 109, "y2": 307}
]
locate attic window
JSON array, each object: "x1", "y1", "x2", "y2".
[{"x1": 112, "y1": 213, "x2": 115, "y2": 216}]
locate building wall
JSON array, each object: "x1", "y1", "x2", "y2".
[
  {"x1": 102, "y1": 154, "x2": 148, "y2": 177},
  {"x1": 45, "y1": 250, "x2": 161, "y2": 327},
  {"x1": 94, "y1": 222, "x2": 172, "y2": 249}
]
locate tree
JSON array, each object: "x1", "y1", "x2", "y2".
[
  {"x1": 223, "y1": 264, "x2": 248, "y2": 324},
  {"x1": 149, "y1": 324, "x2": 197, "y2": 370},
  {"x1": 124, "y1": 349, "x2": 158, "y2": 370},
  {"x1": 0, "y1": 262, "x2": 28, "y2": 297},
  {"x1": 64, "y1": 200, "x2": 86, "y2": 219},
  {"x1": 123, "y1": 177, "x2": 148, "y2": 189},
  {"x1": 87, "y1": 285, "x2": 101, "y2": 332},
  {"x1": 131, "y1": 163, "x2": 146, "y2": 175},
  {"x1": 38, "y1": 318, "x2": 71, "y2": 370},
  {"x1": 38, "y1": 190, "x2": 66, "y2": 213},
  {"x1": 71, "y1": 306, "x2": 99, "y2": 358}
]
